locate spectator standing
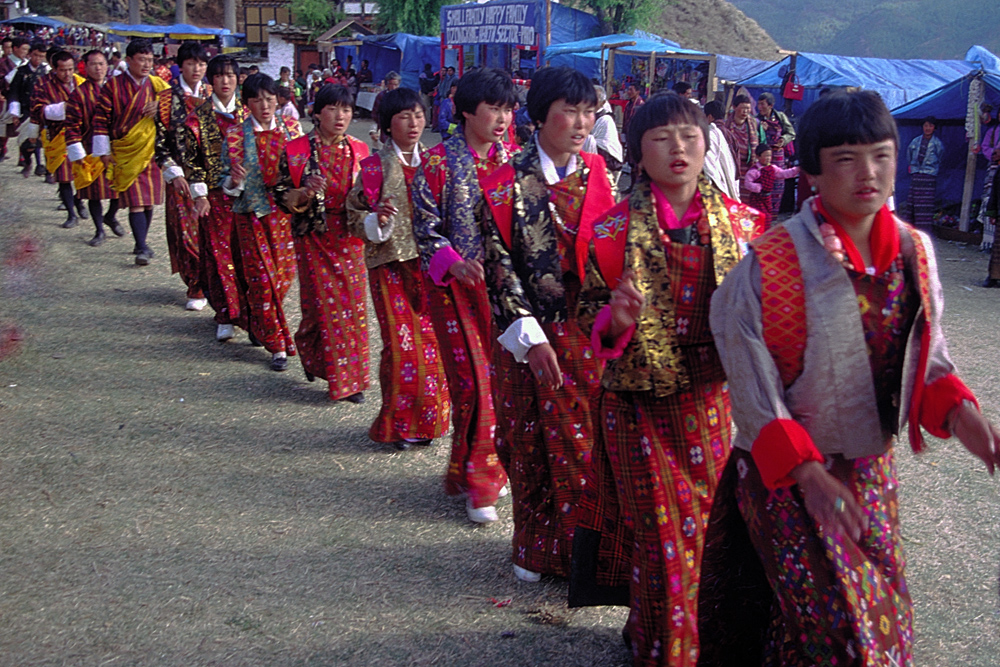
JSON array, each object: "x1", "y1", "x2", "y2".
[{"x1": 905, "y1": 116, "x2": 944, "y2": 226}]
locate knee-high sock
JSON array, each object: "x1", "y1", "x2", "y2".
[
  {"x1": 58, "y1": 182, "x2": 75, "y2": 218},
  {"x1": 88, "y1": 200, "x2": 104, "y2": 235},
  {"x1": 104, "y1": 198, "x2": 120, "y2": 223},
  {"x1": 129, "y1": 210, "x2": 149, "y2": 252}
]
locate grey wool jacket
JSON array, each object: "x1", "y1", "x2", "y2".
[{"x1": 709, "y1": 201, "x2": 959, "y2": 460}]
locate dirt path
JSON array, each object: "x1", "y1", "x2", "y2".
[{"x1": 0, "y1": 134, "x2": 997, "y2": 665}]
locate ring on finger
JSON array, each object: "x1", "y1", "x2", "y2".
[{"x1": 834, "y1": 497, "x2": 846, "y2": 513}]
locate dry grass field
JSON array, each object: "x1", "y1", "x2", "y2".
[{"x1": 0, "y1": 121, "x2": 998, "y2": 665}]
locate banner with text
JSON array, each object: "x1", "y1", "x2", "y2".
[{"x1": 441, "y1": 2, "x2": 537, "y2": 46}]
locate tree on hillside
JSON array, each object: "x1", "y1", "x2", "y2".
[
  {"x1": 292, "y1": 0, "x2": 344, "y2": 38},
  {"x1": 376, "y1": 0, "x2": 447, "y2": 36},
  {"x1": 575, "y1": 0, "x2": 662, "y2": 35}
]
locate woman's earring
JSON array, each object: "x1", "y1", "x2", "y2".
[{"x1": 810, "y1": 185, "x2": 817, "y2": 193}]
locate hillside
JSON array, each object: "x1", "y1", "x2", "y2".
[
  {"x1": 730, "y1": 0, "x2": 1000, "y2": 59},
  {"x1": 652, "y1": 0, "x2": 781, "y2": 61},
  {"x1": 28, "y1": 0, "x2": 782, "y2": 64}
]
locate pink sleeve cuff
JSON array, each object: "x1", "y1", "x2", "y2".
[
  {"x1": 751, "y1": 419, "x2": 825, "y2": 490},
  {"x1": 428, "y1": 246, "x2": 463, "y2": 286},
  {"x1": 591, "y1": 305, "x2": 636, "y2": 359},
  {"x1": 919, "y1": 374, "x2": 978, "y2": 439}
]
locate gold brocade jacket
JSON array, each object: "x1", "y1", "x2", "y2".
[
  {"x1": 345, "y1": 140, "x2": 425, "y2": 269},
  {"x1": 577, "y1": 177, "x2": 761, "y2": 397}
]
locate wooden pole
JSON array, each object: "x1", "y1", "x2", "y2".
[
  {"x1": 960, "y1": 143, "x2": 976, "y2": 232},
  {"x1": 648, "y1": 50, "x2": 655, "y2": 97},
  {"x1": 544, "y1": 0, "x2": 551, "y2": 66},
  {"x1": 224, "y1": 0, "x2": 237, "y2": 33}
]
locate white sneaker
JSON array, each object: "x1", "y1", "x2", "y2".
[
  {"x1": 186, "y1": 298, "x2": 208, "y2": 311},
  {"x1": 466, "y1": 498, "x2": 498, "y2": 523},
  {"x1": 216, "y1": 324, "x2": 235, "y2": 341},
  {"x1": 513, "y1": 564, "x2": 541, "y2": 582}
]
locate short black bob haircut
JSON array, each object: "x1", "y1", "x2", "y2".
[
  {"x1": 176, "y1": 41, "x2": 209, "y2": 65},
  {"x1": 207, "y1": 54, "x2": 240, "y2": 81},
  {"x1": 51, "y1": 50, "x2": 74, "y2": 67},
  {"x1": 703, "y1": 99, "x2": 725, "y2": 121},
  {"x1": 453, "y1": 68, "x2": 516, "y2": 122},
  {"x1": 82, "y1": 49, "x2": 106, "y2": 66},
  {"x1": 11, "y1": 36, "x2": 29, "y2": 49},
  {"x1": 242, "y1": 72, "x2": 278, "y2": 101},
  {"x1": 313, "y1": 84, "x2": 354, "y2": 117},
  {"x1": 29, "y1": 41, "x2": 46, "y2": 54},
  {"x1": 626, "y1": 92, "x2": 710, "y2": 167},
  {"x1": 378, "y1": 87, "x2": 425, "y2": 134},
  {"x1": 755, "y1": 143, "x2": 772, "y2": 157},
  {"x1": 732, "y1": 93, "x2": 751, "y2": 108},
  {"x1": 126, "y1": 38, "x2": 154, "y2": 58},
  {"x1": 758, "y1": 91, "x2": 776, "y2": 106},
  {"x1": 526, "y1": 66, "x2": 597, "y2": 124},
  {"x1": 796, "y1": 89, "x2": 898, "y2": 176}
]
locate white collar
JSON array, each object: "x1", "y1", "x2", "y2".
[
  {"x1": 390, "y1": 139, "x2": 421, "y2": 167},
  {"x1": 250, "y1": 115, "x2": 276, "y2": 132},
  {"x1": 8, "y1": 54, "x2": 23, "y2": 67},
  {"x1": 535, "y1": 135, "x2": 577, "y2": 185},
  {"x1": 180, "y1": 77, "x2": 202, "y2": 97},
  {"x1": 212, "y1": 93, "x2": 236, "y2": 114},
  {"x1": 124, "y1": 68, "x2": 147, "y2": 85}
]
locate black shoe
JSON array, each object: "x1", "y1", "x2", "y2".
[
  {"x1": 393, "y1": 440, "x2": 412, "y2": 451},
  {"x1": 248, "y1": 331, "x2": 263, "y2": 347},
  {"x1": 35, "y1": 164, "x2": 47, "y2": 177},
  {"x1": 108, "y1": 219, "x2": 126, "y2": 237},
  {"x1": 412, "y1": 438, "x2": 433, "y2": 447},
  {"x1": 983, "y1": 278, "x2": 1000, "y2": 288},
  {"x1": 341, "y1": 392, "x2": 365, "y2": 404},
  {"x1": 57, "y1": 202, "x2": 67, "y2": 211},
  {"x1": 88, "y1": 233, "x2": 106, "y2": 247},
  {"x1": 270, "y1": 355, "x2": 289, "y2": 371},
  {"x1": 76, "y1": 201, "x2": 88, "y2": 219},
  {"x1": 61, "y1": 216, "x2": 79, "y2": 229},
  {"x1": 135, "y1": 251, "x2": 151, "y2": 266},
  {"x1": 304, "y1": 370, "x2": 315, "y2": 382}
]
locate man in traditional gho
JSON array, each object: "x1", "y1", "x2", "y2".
[
  {"x1": 153, "y1": 41, "x2": 211, "y2": 311},
  {"x1": 701, "y1": 90, "x2": 1000, "y2": 667},
  {"x1": 91, "y1": 38, "x2": 170, "y2": 267},
  {"x1": 0, "y1": 36, "x2": 30, "y2": 162},
  {"x1": 271, "y1": 84, "x2": 370, "y2": 395},
  {"x1": 724, "y1": 93, "x2": 764, "y2": 201},
  {"x1": 570, "y1": 93, "x2": 761, "y2": 666},
  {"x1": 346, "y1": 87, "x2": 451, "y2": 448},
  {"x1": 181, "y1": 55, "x2": 249, "y2": 343},
  {"x1": 8, "y1": 41, "x2": 49, "y2": 178},
  {"x1": 220, "y1": 73, "x2": 302, "y2": 372},
  {"x1": 478, "y1": 66, "x2": 614, "y2": 581},
  {"x1": 411, "y1": 68, "x2": 517, "y2": 523},
  {"x1": 66, "y1": 49, "x2": 123, "y2": 247},
  {"x1": 29, "y1": 50, "x2": 83, "y2": 229}
]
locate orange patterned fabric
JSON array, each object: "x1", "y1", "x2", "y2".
[{"x1": 752, "y1": 225, "x2": 806, "y2": 388}]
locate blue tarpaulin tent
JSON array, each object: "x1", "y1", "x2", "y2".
[
  {"x1": 336, "y1": 33, "x2": 441, "y2": 92},
  {"x1": 106, "y1": 22, "x2": 232, "y2": 40},
  {"x1": 0, "y1": 16, "x2": 65, "y2": 29},
  {"x1": 546, "y1": 31, "x2": 715, "y2": 95},
  {"x1": 738, "y1": 52, "x2": 979, "y2": 116},
  {"x1": 715, "y1": 54, "x2": 774, "y2": 83},
  {"x1": 891, "y1": 69, "x2": 1000, "y2": 215}
]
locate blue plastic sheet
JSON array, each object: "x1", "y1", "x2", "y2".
[{"x1": 739, "y1": 52, "x2": 979, "y2": 116}]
